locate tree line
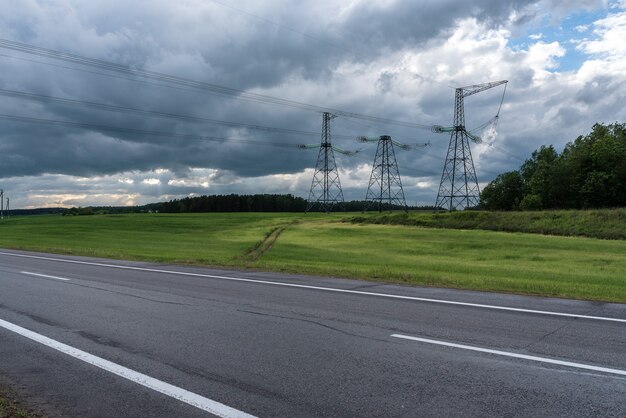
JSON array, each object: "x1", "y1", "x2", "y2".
[
  {"x1": 149, "y1": 195, "x2": 428, "y2": 213},
  {"x1": 480, "y1": 123, "x2": 626, "y2": 210},
  {"x1": 58, "y1": 194, "x2": 434, "y2": 215},
  {"x1": 150, "y1": 194, "x2": 308, "y2": 213}
]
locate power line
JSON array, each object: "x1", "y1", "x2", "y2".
[
  {"x1": 349, "y1": 131, "x2": 509, "y2": 179},
  {"x1": 0, "y1": 113, "x2": 303, "y2": 149},
  {"x1": 0, "y1": 42, "x2": 521, "y2": 189},
  {"x1": 0, "y1": 52, "x2": 307, "y2": 110},
  {"x1": 0, "y1": 81, "x2": 513, "y2": 175},
  {"x1": 0, "y1": 39, "x2": 435, "y2": 130},
  {"x1": 337, "y1": 115, "x2": 423, "y2": 144},
  {"x1": 350, "y1": 147, "x2": 441, "y2": 178},
  {"x1": 0, "y1": 51, "x2": 363, "y2": 121},
  {"x1": 5, "y1": 46, "x2": 521, "y2": 165},
  {"x1": 0, "y1": 88, "x2": 355, "y2": 140},
  {"x1": 3, "y1": 109, "x2": 447, "y2": 185}
]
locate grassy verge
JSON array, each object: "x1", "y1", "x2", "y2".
[
  {"x1": 0, "y1": 386, "x2": 39, "y2": 418},
  {"x1": 347, "y1": 208, "x2": 626, "y2": 240},
  {"x1": 255, "y1": 222, "x2": 626, "y2": 302},
  {"x1": 0, "y1": 212, "x2": 625, "y2": 302}
]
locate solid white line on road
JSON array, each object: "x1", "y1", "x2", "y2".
[
  {"x1": 1, "y1": 251, "x2": 625, "y2": 324},
  {"x1": 21, "y1": 271, "x2": 71, "y2": 281},
  {"x1": 0, "y1": 318, "x2": 256, "y2": 418},
  {"x1": 391, "y1": 334, "x2": 626, "y2": 377}
]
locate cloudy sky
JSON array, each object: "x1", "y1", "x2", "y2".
[{"x1": 1, "y1": 0, "x2": 625, "y2": 208}]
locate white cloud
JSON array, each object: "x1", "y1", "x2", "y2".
[
  {"x1": 611, "y1": 1, "x2": 626, "y2": 9},
  {"x1": 578, "y1": 10, "x2": 626, "y2": 60},
  {"x1": 526, "y1": 40, "x2": 567, "y2": 72},
  {"x1": 415, "y1": 180, "x2": 434, "y2": 189},
  {"x1": 1, "y1": 1, "x2": 625, "y2": 209},
  {"x1": 24, "y1": 193, "x2": 141, "y2": 208},
  {"x1": 142, "y1": 178, "x2": 161, "y2": 185}
]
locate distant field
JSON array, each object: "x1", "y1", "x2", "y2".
[
  {"x1": 0, "y1": 211, "x2": 625, "y2": 302},
  {"x1": 0, "y1": 213, "x2": 316, "y2": 266}
]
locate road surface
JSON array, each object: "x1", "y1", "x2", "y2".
[{"x1": 0, "y1": 249, "x2": 625, "y2": 417}]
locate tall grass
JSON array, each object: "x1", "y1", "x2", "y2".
[{"x1": 347, "y1": 208, "x2": 626, "y2": 240}]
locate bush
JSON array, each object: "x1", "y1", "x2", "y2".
[{"x1": 519, "y1": 194, "x2": 542, "y2": 211}]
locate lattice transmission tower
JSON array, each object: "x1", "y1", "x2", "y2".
[
  {"x1": 435, "y1": 80, "x2": 508, "y2": 211},
  {"x1": 359, "y1": 135, "x2": 408, "y2": 212},
  {"x1": 302, "y1": 112, "x2": 356, "y2": 212}
]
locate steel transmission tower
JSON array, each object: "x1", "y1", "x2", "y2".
[
  {"x1": 305, "y1": 112, "x2": 345, "y2": 212},
  {"x1": 361, "y1": 135, "x2": 408, "y2": 212},
  {"x1": 0, "y1": 189, "x2": 3, "y2": 220},
  {"x1": 435, "y1": 80, "x2": 508, "y2": 211}
]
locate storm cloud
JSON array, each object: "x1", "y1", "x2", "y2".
[{"x1": 0, "y1": 0, "x2": 624, "y2": 207}]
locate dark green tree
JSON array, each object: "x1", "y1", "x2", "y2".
[
  {"x1": 480, "y1": 123, "x2": 626, "y2": 210},
  {"x1": 479, "y1": 171, "x2": 524, "y2": 210}
]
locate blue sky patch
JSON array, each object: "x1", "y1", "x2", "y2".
[{"x1": 508, "y1": 2, "x2": 623, "y2": 72}]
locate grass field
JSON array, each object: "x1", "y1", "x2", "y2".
[
  {"x1": 0, "y1": 212, "x2": 625, "y2": 302},
  {"x1": 348, "y1": 208, "x2": 626, "y2": 240},
  {"x1": 0, "y1": 213, "x2": 314, "y2": 265}
]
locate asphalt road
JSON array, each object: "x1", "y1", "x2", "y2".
[{"x1": 0, "y1": 249, "x2": 624, "y2": 417}]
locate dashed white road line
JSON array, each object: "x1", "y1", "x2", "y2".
[
  {"x1": 0, "y1": 318, "x2": 256, "y2": 418},
  {"x1": 1, "y1": 251, "x2": 625, "y2": 323},
  {"x1": 21, "y1": 271, "x2": 71, "y2": 281},
  {"x1": 391, "y1": 334, "x2": 626, "y2": 377}
]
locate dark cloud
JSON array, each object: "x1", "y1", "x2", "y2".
[
  {"x1": 0, "y1": 0, "x2": 623, "y2": 208},
  {"x1": 337, "y1": 0, "x2": 539, "y2": 50}
]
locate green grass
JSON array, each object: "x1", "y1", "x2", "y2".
[
  {"x1": 0, "y1": 212, "x2": 625, "y2": 302},
  {"x1": 0, "y1": 213, "x2": 320, "y2": 266},
  {"x1": 348, "y1": 208, "x2": 626, "y2": 240},
  {"x1": 255, "y1": 222, "x2": 626, "y2": 302}
]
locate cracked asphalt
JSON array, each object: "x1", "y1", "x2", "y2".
[{"x1": 0, "y1": 249, "x2": 625, "y2": 417}]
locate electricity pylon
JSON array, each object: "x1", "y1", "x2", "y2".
[
  {"x1": 359, "y1": 135, "x2": 408, "y2": 212},
  {"x1": 0, "y1": 189, "x2": 3, "y2": 220},
  {"x1": 302, "y1": 112, "x2": 354, "y2": 212},
  {"x1": 435, "y1": 80, "x2": 508, "y2": 211},
  {"x1": 5, "y1": 197, "x2": 8, "y2": 217}
]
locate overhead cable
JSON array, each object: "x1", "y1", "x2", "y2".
[
  {"x1": 0, "y1": 39, "x2": 434, "y2": 130},
  {"x1": 0, "y1": 113, "x2": 302, "y2": 149},
  {"x1": 0, "y1": 88, "x2": 355, "y2": 140}
]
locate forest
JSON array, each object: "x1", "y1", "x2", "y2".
[
  {"x1": 149, "y1": 195, "x2": 419, "y2": 213},
  {"x1": 479, "y1": 123, "x2": 626, "y2": 210}
]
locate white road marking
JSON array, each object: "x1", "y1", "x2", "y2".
[
  {"x1": 1, "y1": 251, "x2": 625, "y2": 324},
  {"x1": 391, "y1": 334, "x2": 626, "y2": 377},
  {"x1": 0, "y1": 318, "x2": 256, "y2": 418},
  {"x1": 21, "y1": 271, "x2": 71, "y2": 281}
]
